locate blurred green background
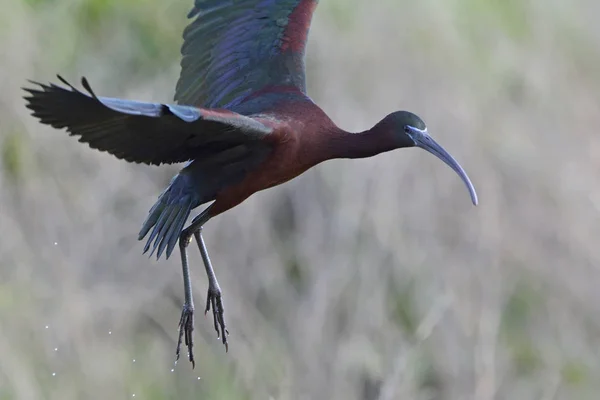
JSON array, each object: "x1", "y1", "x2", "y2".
[{"x1": 2, "y1": 0, "x2": 600, "y2": 398}]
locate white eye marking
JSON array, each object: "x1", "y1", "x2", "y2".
[{"x1": 405, "y1": 126, "x2": 428, "y2": 135}]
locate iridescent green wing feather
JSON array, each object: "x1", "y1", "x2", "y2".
[{"x1": 175, "y1": 0, "x2": 319, "y2": 109}]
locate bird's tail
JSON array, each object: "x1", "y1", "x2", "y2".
[{"x1": 138, "y1": 181, "x2": 196, "y2": 260}]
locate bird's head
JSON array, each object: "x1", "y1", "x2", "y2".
[{"x1": 384, "y1": 111, "x2": 478, "y2": 205}]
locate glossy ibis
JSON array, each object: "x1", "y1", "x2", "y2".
[{"x1": 23, "y1": 0, "x2": 478, "y2": 368}]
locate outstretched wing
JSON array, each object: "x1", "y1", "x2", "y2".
[
  {"x1": 175, "y1": 0, "x2": 319, "y2": 109},
  {"x1": 23, "y1": 77, "x2": 274, "y2": 166}
]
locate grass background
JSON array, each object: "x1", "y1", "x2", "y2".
[{"x1": 2, "y1": 0, "x2": 600, "y2": 398}]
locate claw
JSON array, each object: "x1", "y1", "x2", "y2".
[
  {"x1": 205, "y1": 287, "x2": 228, "y2": 351},
  {"x1": 175, "y1": 303, "x2": 195, "y2": 368}
]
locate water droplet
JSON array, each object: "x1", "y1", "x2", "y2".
[
  {"x1": 54, "y1": 242, "x2": 57, "y2": 246},
  {"x1": 108, "y1": 331, "x2": 112, "y2": 335},
  {"x1": 45, "y1": 325, "x2": 49, "y2": 329},
  {"x1": 54, "y1": 348, "x2": 58, "y2": 352},
  {"x1": 132, "y1": 394, "x2": 135, "y2": 398},
  {"x1": 52, "y1": 372, "x2": 56, "y2": 376},
  {"x1": 132, "y1": 359, "x2": 136, "y2": 363},
  {"x1": 170, "y1": 368, "x2": 174, "y2": 372},
  {"x1": 197, "y1": 377, "x2": 201, "y2": 380}
]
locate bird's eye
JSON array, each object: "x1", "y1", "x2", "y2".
[{"x1": 403, "y1": 126, "x2": 411, "y2": 134}]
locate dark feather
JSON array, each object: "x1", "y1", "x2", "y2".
[
  {"x1": 23, "y1": 77, "x2": 274, "y2": 166},
  {"x1": 176, "y1": 0, "x2": 319, "y2": 109}
]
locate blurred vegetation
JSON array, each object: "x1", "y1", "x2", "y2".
[{"x1": 2, "y1": 0, "x2": 600, "y2": 399}]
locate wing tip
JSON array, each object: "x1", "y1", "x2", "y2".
[
  {"x1": 22, "y1": 74, "x2": 85, "y2": 97},
  {"x1": 187, "y1": 5, "x2": 200, "y2": 19},
  {"x1": 80, "y1": 76, "x2": 99, "y2": 99}
]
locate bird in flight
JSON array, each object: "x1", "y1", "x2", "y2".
[{"x1": 23, "y1": 0, "x2": 478, "y2": 368}]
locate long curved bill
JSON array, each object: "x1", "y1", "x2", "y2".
[{"x1": 408, "y1": 127, "x2": 478, "y2": 206}]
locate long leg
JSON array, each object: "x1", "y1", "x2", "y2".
[
  {"x1": 194, "y1": 228, "x2": 228, "y2": 351},
  {"x1": 175, "y1": 230, "x2": 195, "y2": 367},
  {"x1": 175, "y1": 206, "x2": 212, "y2": 368}
]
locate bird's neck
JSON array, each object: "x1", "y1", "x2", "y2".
[{"x1": 326, "y1": 123, "x2": 396, "y2": 160}]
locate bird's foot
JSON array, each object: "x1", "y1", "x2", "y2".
[
  {"x1": 205, "y1": 285, "x2": 229, "y2": 351},
  {"x1": 176, "y1": 302, "x2": 195, "y2": 368}
]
